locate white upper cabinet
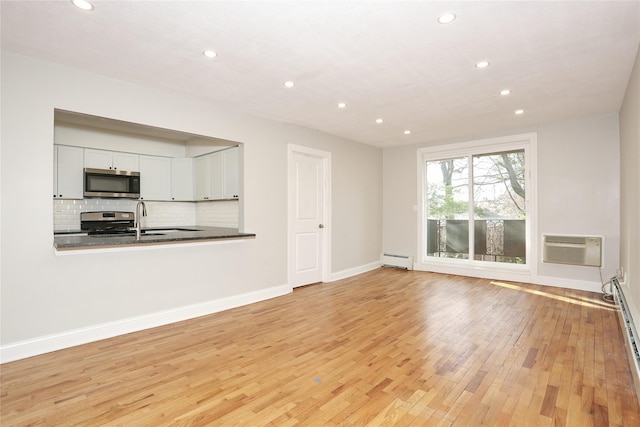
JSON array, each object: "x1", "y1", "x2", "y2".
[
  {"x1": 113, "y1": 152, "x2": 139, "y2": 171},
  {"x1": 83, "y1": 148, "x2": 111, "y2": 169},
  {"x1": 55, "y1": 144, "x2": 238, "y2": 202},
  {"x1": 194, "y1": 147, "x2": 239, "y2": 201},
  {"x1": 194, "y1": 155, "x2": 210, "y2": 200},
  {"x1": 208, "y1": 151, "x2": 225, "y2": 200},
  {"x1": 54, "y1": 145, "x2": 84, "y2": 199},
  {"x1": 223, "y1": 147, "x2": 239, "y2": 199},
  {"x1": 171, "y1": 158, "x2": 194, "y2": 201},
  {"x1": 139, "y1": 155, "x2": 171, "y2": 201},
  {"x1": 85, "y1": 148, "x2": 139, "y2": 171}
]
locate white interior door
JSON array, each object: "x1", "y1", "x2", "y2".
[{"x1": 289, "y1": 146, "x2": 330, "y2": 287}]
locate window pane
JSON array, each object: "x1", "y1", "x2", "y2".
[
  {"x1": 472, "y1": 150, "x2": 526, "y2": 264},
  {"x1": 426, "y1": 157, "x2": 469, "y2": 259}
]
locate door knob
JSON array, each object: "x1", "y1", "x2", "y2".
[{"x1": 319, "y1": 224, "x2": 324, "y2": 229}]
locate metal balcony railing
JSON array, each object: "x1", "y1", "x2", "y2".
[{"x1": 427, "y1": 219, "x2": 526, "y2": 263}]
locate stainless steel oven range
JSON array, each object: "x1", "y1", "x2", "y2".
[{"x1": 80, "y1": 211, "x2": 135, "y2": 237}]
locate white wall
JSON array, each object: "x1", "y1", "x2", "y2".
[
  {"x1": 55, "y1": 123, "x2": 187, "y2": 157},
  {"x1": 619, "y1": 43, "x2": 640, "y2": 325},
  {"x1": 0, "y1": 51, "x2": 382, "y2": 359},
  {"x1": 382, "y1": 144, "x2": 417, "y2": 258},
  {"x1": 536, "y1": 114, "x2": 620, "y2": 284},
  {"x1": 273, "y1": 125, "x2": 383, "y2": 274},
  {"x1": 383, "y1": 113, "x2": 621, "y2": 291}
]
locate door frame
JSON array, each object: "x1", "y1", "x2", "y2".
[
  {"x1": 415, "y1": 132, "x2": 538, "y2": 284},
  {"x1": 287, "y1": 144, "x2": 332, "y2": 288}
]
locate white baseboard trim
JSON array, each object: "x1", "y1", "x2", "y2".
[
  {"x1": 533, "y1": 275, "x2": 602, "y2": 293},
  {"x1": 413, "y1": 262, "x2": 602, "y2": 293},
  {"x1": 328, "y1": 261, "x2": 381, "y2": 282},
  {"x1": 414, "y1": 263, "x2": 533, "y2": 284},
  {"x1": 0, "y1": 284, "x2": 291, "y2": 364}
]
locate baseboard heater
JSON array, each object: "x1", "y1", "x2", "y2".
[
  {"x1": 382, "y1": 254, "x2": 413, "y2": 270},
  {"x1": 612, "y1": 278, "x2": 640, "y2": 398}
]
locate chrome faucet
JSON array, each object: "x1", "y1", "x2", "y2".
[{"x1": 133, "y1": 200, "x2": 147, "y2": 240}]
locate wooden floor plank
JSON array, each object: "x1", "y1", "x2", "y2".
[{"x1": 1, "y1": 269, "x2": 638, "y2": 426}]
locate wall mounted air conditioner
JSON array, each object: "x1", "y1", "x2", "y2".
[{"x1": 542, "y1": 234, "x2": 602, "y2": 267}]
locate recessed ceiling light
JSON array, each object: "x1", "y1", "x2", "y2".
[
  {"x1": 438, "y1": 13, "x2": 456, "y2": 24},
  {"x1": 71, "y1": 0, "x2": 94, "y2": 11},
  {"x1": 476, "y1": 61, "x2": 490, "y2": 69},
  {"x1": 337, "y1": 102, "x2": 347, "y2": 109},
  {"x1": 500, "y1": 89, "x2": 511, "y2": 96},
  {"x1": 515, "y1": 109, "x2": 524, "y2": 115},
  {"x1": 375, "y1": 118, "x2": 384, "y2": 124},
  {"x1": 284, "y1": 81, "x2": 294, "y2": 88},
  {"x1": 203, "y1": 50, "x2": 217, "y2": 58},
  {"x1": 404, "y1": 130, "x2": 411, "y2": 135}
]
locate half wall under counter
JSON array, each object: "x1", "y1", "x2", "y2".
[{"x1": 54, "y1": 226, "x2": 255, "y2": 252}]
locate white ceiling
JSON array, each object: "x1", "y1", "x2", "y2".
[{"x1": 2, "y1": 1, "x2": 639, "y2": 148}]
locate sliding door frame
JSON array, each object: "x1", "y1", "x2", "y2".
[{"x1": 416, "y1": 132, "x2": 538, "y2": 283}]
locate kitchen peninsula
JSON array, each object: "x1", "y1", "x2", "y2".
[{"x1": 54, "y1": 226, "x2": 255, "y2": 251}]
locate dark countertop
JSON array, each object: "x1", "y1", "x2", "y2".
[{"x1": 54, "y1": 226, "x2": 255, "y2": 250}]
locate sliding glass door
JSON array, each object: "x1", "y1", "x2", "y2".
[
  {"x1": 426, "y1": 156, "x2": 470, "y2": 259},
  {"x1": 472, "y1": 150, "x2": 526, "y2": 263},
  {"x1": 424, "y1": 145, "x2": 529, "y2": 266}
]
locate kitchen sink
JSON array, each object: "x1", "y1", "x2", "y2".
[
  {"x1": 143, "y1": 228, "x2": 199, "y2": 233},
  {"x1": 85, "y1": 231, "x2": 166, "y2": 238},
  {"x1": 55, "y1": 228, "x2": 199, "y2": 238}
]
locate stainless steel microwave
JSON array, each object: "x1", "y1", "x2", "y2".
[{"x1": 84, "y1": 168, "x2": 140, "y2": 199}]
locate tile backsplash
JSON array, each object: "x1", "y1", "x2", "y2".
[
  {"x1": 196, "y1": 201, "x2": 240, "y2": 228},
  {"x1": 53, "y1": 199, "x2": 239, "y2": 231}
]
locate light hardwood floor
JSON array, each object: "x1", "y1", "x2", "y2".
[{"x1": 1, "y1": 269, "x2": 639, "y2": 426}]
